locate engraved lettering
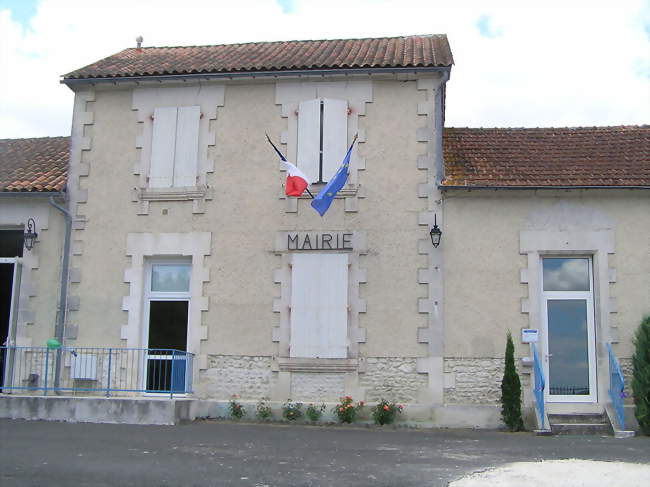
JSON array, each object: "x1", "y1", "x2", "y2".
[
  {"x1": 343, "y1": 233, "x2": 352, "y2": 249},
  {"x1": 301, "y1": 234, "x2": 312, "y2": 250},
  {"x1": 322, "y1": 233, "x2": 333, "y2": 250},
  {"x1": 288, "y1": 233, "x2": 299, "y2": 250}
]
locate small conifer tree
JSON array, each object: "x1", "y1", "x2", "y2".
[
  {"x1": 501, "y1": 331, "x2": 524, "y2": 431},
  {"x1": 632, "y1": 315, "x2": 650, "y2": 435}
]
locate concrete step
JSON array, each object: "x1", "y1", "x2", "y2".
[
  {"x1": 549, "y1": 413, "x2": 613, "y2": 436},
  {"x1": 548, "y1": 413, "x2": 607, "y2": 424}
]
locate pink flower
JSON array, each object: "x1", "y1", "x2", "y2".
[{"x1": 383, "y1": 405, "x2": 389, "y2": 411}]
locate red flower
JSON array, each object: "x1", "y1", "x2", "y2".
[{"x1": 383, "y1": 405, "x2": 389, "y2": 411}]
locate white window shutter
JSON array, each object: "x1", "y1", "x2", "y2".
[
  {"x1": 290, "y1": 254, "x2": 321, "y2": 358},
  {"x1": 149, "y1": 107, "x2": 177, "y2": 188},
  {"x1": 318, "y1": 253, "x2": 348, "y2": 358},
  {"x1": 321, "y1": 98, "x2": 348, "y2": 182},
  {"x1": 290, "y1": 253, "x2": 348, "y2": 359},
  {"x1": 173, "y1": 106, "x2": 200, "y2": 187},
  {"x1": 297, "y1": 99, "x2": 321, "y2": 183}
]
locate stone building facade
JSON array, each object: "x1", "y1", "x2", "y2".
[{"x1": 1, "y1": 35, "x2": 648, "y2": 429}]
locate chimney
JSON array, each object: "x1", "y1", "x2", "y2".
[{"x1": 136, "y1": 36, "x2": 143, "y2": 49}]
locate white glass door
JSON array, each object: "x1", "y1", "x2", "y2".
[
  {"x1": 143, "y1": 261, "x2": 191, "y2": 394},
  {"x1": 541, "y1": 257, "x2": 597, "y2": 403}
]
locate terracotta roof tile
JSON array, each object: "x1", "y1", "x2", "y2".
[
  {"x1": 0, "y1": 137, "x2": 69, "y2": 192},
  {"x1": 442, "y1": 126, "x2": 650, "y2": 188},
  {"x1": 63, "y1": 35, "x2": 453, "y2": 80}
]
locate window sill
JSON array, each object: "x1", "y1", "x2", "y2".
[
  {"x1": 277, "y1": 357, "x2": 358, "y2": 372},
  {"x1": 133, "y1": 186, "x2": 212, "y2": 214},
  {"x1": 297, "y1": 184, "x2": 359, "y2": 199},
  {"x1": 137, "y1": 185, "x2": 209, "y2": 202}
]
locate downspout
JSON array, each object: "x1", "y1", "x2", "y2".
[
  {"x1": 49, "y1": 191, "x2": 73, "y2": 389},
  {"x1": 434, "y1": 70, "x2": 450, "y2": 186}
]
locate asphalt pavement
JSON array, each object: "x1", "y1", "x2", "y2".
[{"x1": 1, "y1": 419, "x2": 648, "y2": 487}]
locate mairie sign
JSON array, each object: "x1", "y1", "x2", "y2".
[{"x1": 287, "y1": 232, "x2": 353, "y2": 251}]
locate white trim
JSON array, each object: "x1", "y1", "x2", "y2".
[
  {"x1": 132, "y1": 85, "x2": 224, "y2": 214},
  {"x1": 141, "y1": 259, "x2": 191, "y2": 351},
  {"x1": 271, "y1": 231, "x2": 367, "y2": 401},
  {"x1": 123, "y1": 232, "x2": 211, "y2": 376},
  {"x1": 540, "y1": 257, "x2": 597, "y2": 403},
  {"x1": 416, "y1": 74, "x2": 447, "y2": 405},
  {"x1": 275, "y1": 80, "x2": 371, "y2": 213},
  {"x1": 519, "y1": 228, "x2": 615, "y2": 409},
  {"x1": 1, "y1": 258, "x2": 21, "y2": 391},
  {"x1": 1, "y1": 203, "x2": 54, "y2": 346},
  {"x1": 142, "y1": 259, "x2": 192, "y2": 394}
]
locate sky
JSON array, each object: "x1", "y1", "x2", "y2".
[{"x1": 0, "y1": 0, "x2": 648, "y2": 139}]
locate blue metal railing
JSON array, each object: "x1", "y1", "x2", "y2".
[
  {"x1": 532, "y1": 347, "x2": 546, "y2": 429},
  {"x1": 607, "y1": 343, "x2": 626, "y2": 430},
  {"x1": 1, "y1": 346, "x2": 194, "y2": 398}
]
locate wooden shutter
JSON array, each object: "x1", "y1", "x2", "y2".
[
  {"x1": 290, "y1": 253, "x2": 321, "y2": 358},
  {"x1": 321, "y1": 98, "x2": 348, "y2": 182},
  {"x1": 149, "y1": 107, "x2": 177, "y2": 188},
  {"x1": 319, "y1": 253, "x2": 348, "y2": 358},
  {"x1": 173, "y1": 106, "x2": 200, "y2": 187},
  {"x1": 290, "y1": 253, "x2": 348, "y2": 358},
  {"x1": 296, "y1": 99, "x2": 321, "y2": 183}
]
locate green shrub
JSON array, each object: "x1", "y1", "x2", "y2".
[
  {"x1": 500, "y1": 332, "x2": 524, "y2": 431},
  {"x1": 305, "y1": 403, "x2": 326, "y2": 422},
  {"x1": 255, "y1": 398, "x2": 272, "y2": 420},
  {"x1": 228, "y1": 396, "x2": 246, "y2": 420},
  {"x1": 282, "y1": 400, "x2": 303, "y2": 421},
  {"x1": 632, "y1": 315, "x2": 650, "y2": 435},
  {"x1": 371, "y1": 399, "x2": 403, "y2": 425}
]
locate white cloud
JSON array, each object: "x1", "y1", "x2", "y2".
[{"x1": 0, "y1": 0, "x2": 648, "y2": 138}]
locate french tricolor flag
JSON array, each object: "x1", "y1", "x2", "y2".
[
  {"x1": 266, "y1": 133, "x2": 310, "y2": 197},
  {"x1": 281, "y1": 160, "x2": 310, "y2": 197}
]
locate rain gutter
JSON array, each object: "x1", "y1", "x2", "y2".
[
  {"x1": 0, "y1": 191, "x2": 64, "y2": 198},
  {"x1": 61, "y1": 66, "x2": 452, "y2": 86},
  {"x1": 439, "y1": 185, "x2": 650, "y2": 190}
]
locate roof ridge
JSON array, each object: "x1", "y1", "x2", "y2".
[
  {"x1": 0, "y1": 135, "x2": 70, "y2": 142},
  {"x1": 445, "y1": 125, "x2": 650, "y2": 130},
  {"x1": 130, "y1": 34, "x2": 447, "y2": 51}
]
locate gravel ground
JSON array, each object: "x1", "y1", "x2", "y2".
[
  {"x1": 450, "y1": 459, "x2": 650, "y2": 487},
  {"x1": 1, "y1": 419, "x2": 648, "y2": 486}
]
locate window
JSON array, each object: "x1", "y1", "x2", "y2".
[
  {"x1": 297, "y1": 98, "x2": 348, "y2": 184},
  {"x1": 290, "y1": 253, "x2": 348, "y2": 358},
  {"x1": 143, "y1": 261, "x2": 191, "y2": 393},
  {"x1": 149, "y1": 106, "x2": 200, "y2": 188}
]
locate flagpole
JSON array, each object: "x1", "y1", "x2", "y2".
[
  {"x1": 265, "y1": 133, "x2": 314, "y2": 199},
  {"x1": 345, "y1": 133, "x2": 359, "y2": 175}
]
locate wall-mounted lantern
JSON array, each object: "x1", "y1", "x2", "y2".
[
  {"x1": 430, "y1": 214, "x2": 442, "y2": 248},
  {"x1": 23, "y1": 218, "x2": 38, "y2": 251}
]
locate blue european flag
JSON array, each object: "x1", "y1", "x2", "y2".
[{"x1": 311, "y1": 136, "x2": 357, "y2": 216}]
